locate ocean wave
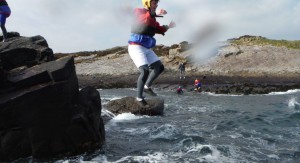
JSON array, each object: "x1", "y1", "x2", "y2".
[
  {"x1": 101, "y1": 109, "x2": 116, "y2": 118},
  {"x1": 172, "y1": 144, "x2": 237, "y2": 163},
  {"x1": 111, "y1": 152, "x2": 169, "y2": 163},
  {"x1": 112, "y1": 113, "x2": 145, "y2": 121},
  {"x1": 288, "y1": 97, "x2": 300, "y2": 110},
  {"x1": 105, "y1": 113, "x2": 148, "y2": 128},
  {"x1": 205, "y1": 92, "x2": 244, "y2": 97},
  {"x1": 94, "y1": 144, "x2": 237, "y2": 163},
  {"x1": 149, "y1": 124, "x2": 179, "y2": 139},
  {"x1": 268, "y1": 89, "x2": 300, "y2": 95}
]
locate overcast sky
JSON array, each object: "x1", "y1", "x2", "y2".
[{"x1": 7, "y1": 0, "x2": 300, "y2": 53}]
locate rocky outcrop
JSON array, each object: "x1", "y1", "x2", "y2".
[
  {"x1": 0, "y1": 32, "x2": 54, "y2": 71},
  {"x1": 203, "y1": 44, "x2": 300, "y2": 77},
  {"x1": 0, "y1": 34, "x2": 105, "y2": 162},
  {"x1": 105, "y1": 96, "x2": 164, "y2": 116}
]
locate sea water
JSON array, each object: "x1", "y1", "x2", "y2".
[{"x1": 32, "y1": 89, "x2": 300, "y2": 162}]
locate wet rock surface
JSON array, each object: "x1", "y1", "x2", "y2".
[{"x1": 105, "y1": 96, "x2": 164, "y2": 116}]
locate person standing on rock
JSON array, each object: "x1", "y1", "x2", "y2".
[
  {"x1": 178, "y1": 62, "x2": 186, "y2": 79},
  {"x1": 0, "y1": 0, "x2": 10, "y2": 42},
  {"x1": 128, "y1": 0, "x2": 176, "y2": 106}
]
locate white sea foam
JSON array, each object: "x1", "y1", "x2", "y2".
[
  {"x1": 206, "y1": 92, "x2": 243, "y2": 97},
  {"x1": 105, "y1": 113, "x2": 145, "y2": 128},
  {"x1": 58, "y1": 156, "x2": 105, "y2": 163},
  {"x1": 288, "y1": 97, "x2": 300, "y2": 110},
  {"x1": 149, "y1": 124, "x2": 179, "y2": 139},
  {"x1": 121, "y1": 127, "x2": 151, "y2": 135},
  {"x1": 267, "y1": 154, "x2": 280, "y2": 160},
  {"x1": 113, "y1": 113, "x2": 144, "y2": 121},
  {"x1": 108, "y1": 97, "x2": 123, "y2": 101},
  {"x1": 268, "y1": 89, "x2": 300, "y2": 95},
  {"x1": 101, "y1": 109, "x2": 116, "y2": 118},
  {"x1": 95, "y1": 145, "x2": 236, "y2": 163},
  {"x1": 89, "y1": 155, "x2": 109, "y2": 163},
  {"x1": 176, "y1": 144, "x2": 236, "y2": 163},
  {"x1": 187, "y1": 106, "x2": 213, "y2": 113},
  {"x1": 229, "y1": 133, "x2": 243, "y2": 139},
  {"x1": 113, "y1": 152, "x2": 169, "y2": 163},
  {"x1": 101, "y1": 97, "x2": 123, "y2": 105}
]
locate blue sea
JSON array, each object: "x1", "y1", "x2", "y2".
[{"x1": 49, "y1": 89, "x2": 300, "y2": 162}]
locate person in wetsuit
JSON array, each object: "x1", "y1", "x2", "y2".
[
  {"x1": 0, "y1": 0, "x2": 10, "y2": 42},
  {"x1": 178, "y1": 62, "x2": 186, "y2": 79},
  {"x1": 176, "y1": 85, "x2": 184, "y2": 94},
  {"x1": 128, "y1": 0, "x2": 176, "y2": 107},
  {"x1": 194, "y1": 78, "x2": 202, "y2": 92}
]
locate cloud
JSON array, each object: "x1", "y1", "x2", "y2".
[{"x1": 6, "y1": 0, "x2": 300, "y2": 53}]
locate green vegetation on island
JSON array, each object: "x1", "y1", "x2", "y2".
[{"x1": 230, "y1": 35, "x2": 300, "y2": 50}]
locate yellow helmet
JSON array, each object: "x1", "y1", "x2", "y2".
[{"x1": 142, "y1": 0, "x2": 159, "y2": 9}]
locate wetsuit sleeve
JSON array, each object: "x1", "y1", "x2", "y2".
[
  {"x1": 134, "y1": 8, "x2": 168, "y2": 35},
  {"x1": 154, "y1": 22, "x2": 168, "y2": 35}
]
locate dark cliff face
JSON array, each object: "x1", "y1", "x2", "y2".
[
  {"x1": 0, "y1": 34, "x2": 54, "y2": 71},
  {"x1": 0, "y1": 33, "x2": 105, "y2": 162}
]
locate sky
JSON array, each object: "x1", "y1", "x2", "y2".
[{"x1": 7, "y1": 0, "x2": 300, "y2": 53}]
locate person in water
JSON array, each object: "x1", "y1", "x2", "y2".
[
  {"x1": 0, "y1": 0, "x2": 10, "y2": 42},
  {"x1": 194, "y1": 78, "x2": 202, "y2": 92},
  {"x1": 176, "y1": 85, "x2": 183, "y2": 94},
  {"x1": 128, "y1": 0, "x2": 176, "y2": 106}
]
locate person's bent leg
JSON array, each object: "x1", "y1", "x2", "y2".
[
  {"x1": 0, "y1": 14, "x2": 7, "y2": 42},
  {"x1": 180, "y1": 70, "x2": 183, "y2": 79},
  {"x1": 1, "y1": 24, "x2": 7, "y2": 42},
  {"x1": 144, "y1": 60, "x2": 164, "y2": 96},
  {"x1": 137, "y1": 65, "x2": 150, "y2": 99},
  {"x1": 128, "y1": 45, "x2": 149, "y2": 99},
  {"x1": 145, "y1": 60, "x2": 164, "y2": 87}
]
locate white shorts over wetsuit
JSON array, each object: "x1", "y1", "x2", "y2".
[
  {"x1": 128, "y1": 44, "x2": 164, "y2": 99},
  {"x1": 128, "y1": 44, "x2": 160, "y2": 68}
]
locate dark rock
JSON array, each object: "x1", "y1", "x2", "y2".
[
  {"x1": 65, "y1": 86, "x2": 105, "y2": 155},
  {"x1": 105, "y1": 96, "x2": 164, "y2": 116},
  {"x1": 7, "y1": 69, "x2": 51, "y2": 89},
  {"x1": 0, "y1": 35, "x2": 105, "y2": 162},
  {"x1": 0, "y1": 59, "x2": 5, "y2": 88},
  {"x1": 200, "y1": 146, "x2": 213, "y2": 155},
  {"x1": 0, "y1": 34, "x2": 54, "y2": 71},
  {"x1": 0, "y1": 31, "x2": 20, "y2": 41}
]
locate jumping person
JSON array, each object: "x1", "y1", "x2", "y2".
[
  {"x1": 0, "y1": 0, "x2": 10, "y2": 42},
  {"x1": 128, "y1": 0, "x2": 175, "y2": 106}
]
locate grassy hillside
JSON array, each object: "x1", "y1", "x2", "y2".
[{"x1": 230, "y1": 35, "x2": 300, "y2": 50}]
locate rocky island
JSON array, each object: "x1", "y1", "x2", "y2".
[{"x1": 57, "y1": 35, "x2": 300, "y2": 95}]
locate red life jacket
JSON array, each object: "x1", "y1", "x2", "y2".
[
  {"x1": 131, "y1": 8, "x2": 167, "y2": 37},
  {"x1": 195, "y1": 79, "x2": 201, "y2": 85}
]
